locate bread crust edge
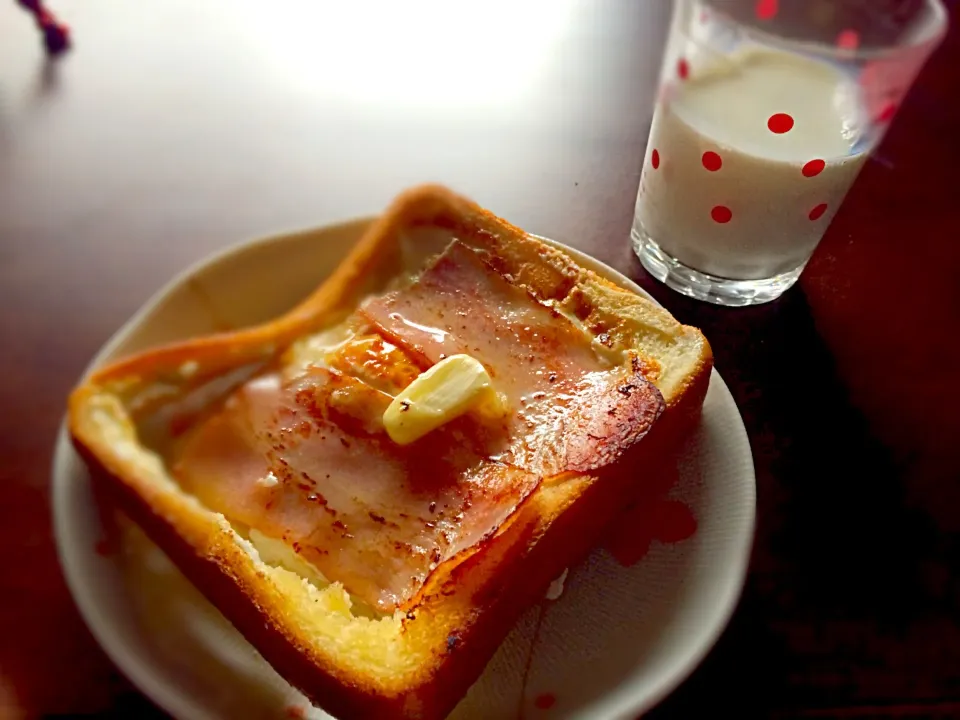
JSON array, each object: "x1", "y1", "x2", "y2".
[{"x1": 68, "y1": 185, "x2": 713, "y2": 719}]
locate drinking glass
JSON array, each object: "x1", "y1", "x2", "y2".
[{"x1": 631, "y1": 0, "x2": 948, "y2": 306}]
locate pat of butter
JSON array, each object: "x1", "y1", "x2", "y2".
[{"x1": 383, "y1": 354, "x2": 504, "y2": 445}]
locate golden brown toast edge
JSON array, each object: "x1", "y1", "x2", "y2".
[{"x1": 68, "y1": 184, "x2": 713, "y2": 719}]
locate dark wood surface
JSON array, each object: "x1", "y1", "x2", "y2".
[{"x1": 2, "y1": 1, "x2": 958, "y2": 718}]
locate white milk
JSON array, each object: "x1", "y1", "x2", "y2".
[{"x1": 636, "y1": 48, "x2": 868, "y2": 281}]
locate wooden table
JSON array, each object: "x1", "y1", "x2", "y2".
[{"x1": 2, "y1": 1, "x2": 958, "y2": 717}]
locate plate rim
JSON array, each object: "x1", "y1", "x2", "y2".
[{"x1": 52, "y1": 217, "x2": 756, "y2": 719}]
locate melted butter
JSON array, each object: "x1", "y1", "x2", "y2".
[
  {"x1": 388, "y1": 312, "x2": 450, "y2": 344},
  {"x1": 282, "y1": 320, "x2": 355, "y2": 378},
  {"x1": 327, "y1": 334, "x2": 422, "y2": 396}
]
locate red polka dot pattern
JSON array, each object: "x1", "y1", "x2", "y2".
[
  {"x1": 755, "y1": 0, "x2": 778, "y2": 20},
  {"x1": 836, "y1": 29, "x2": 859, "y2": 51},
  {"x1": 802, "y1": 159, "x2": 825, "y2": 177},
  {"x1": 702, "y1": 151, "x2": 722, "y2": 172},
  {"x1": 640, "y1": 102, "x2": 847, "y2": 230},
  {"x1": 767, "y1": 113, "x2": 794, "y2": 134},
  {"x1": 677, "y1": 58, "x2": 690, "y2": 80},
  {"x1": 711, "y1": 205, "x2": 732, "y2": 224}
]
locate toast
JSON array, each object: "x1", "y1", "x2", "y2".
[{"x1": 68, "y1": 185, "x2": 712, "y2": 719}]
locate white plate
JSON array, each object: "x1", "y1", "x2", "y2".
[{"x1": 52, "y1": 219, "x2": 755, "y2": 720}]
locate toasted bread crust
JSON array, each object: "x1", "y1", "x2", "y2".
[{"x1": 68, "y1": 185, "x2": 712, "y2": 719}]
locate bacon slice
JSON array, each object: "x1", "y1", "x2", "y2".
[
  {"x1": 175, "y1": 368, "x2": 539, "y2": 611},
  {"x1": 361, "y1": 241, "x2": 664, "y2": 476},
  {"x1": 360, "y1": 241, "x2": 603, "y2": 405},
  {"x1": 172, "y1": 241, "x2": 664, "y2": 612}
]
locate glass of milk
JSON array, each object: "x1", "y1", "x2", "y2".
[{"x1": 631, "y1": 0, "x2": 947, "y2": 306}]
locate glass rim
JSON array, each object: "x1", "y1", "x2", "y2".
[{"x1": 701, "y1": 0, "x2": 949, "y2": 62}]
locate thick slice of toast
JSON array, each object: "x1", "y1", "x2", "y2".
[{"x1": 68, "y1": 185, "x2": 712, "y2": 719}]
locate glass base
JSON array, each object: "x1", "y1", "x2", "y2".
[{"x1": 631, "y1": 224, "x2": 804, "y2": 307}]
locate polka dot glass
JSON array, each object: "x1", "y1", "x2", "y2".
[{"x1": 632, "y1": 0, "x2": 947, "y2": 306}]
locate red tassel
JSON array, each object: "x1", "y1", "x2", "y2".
[{"x1": 17, "y1": 0, "x2": 71, "y2": 55}]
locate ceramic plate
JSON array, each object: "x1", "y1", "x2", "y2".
[{"x1": 52, "y1": 218, "x2": 755, "y2": 720}]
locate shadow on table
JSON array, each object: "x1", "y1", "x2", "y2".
[{"x1": 622, "y1": 244, "x2": 955, "y2": 716}]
